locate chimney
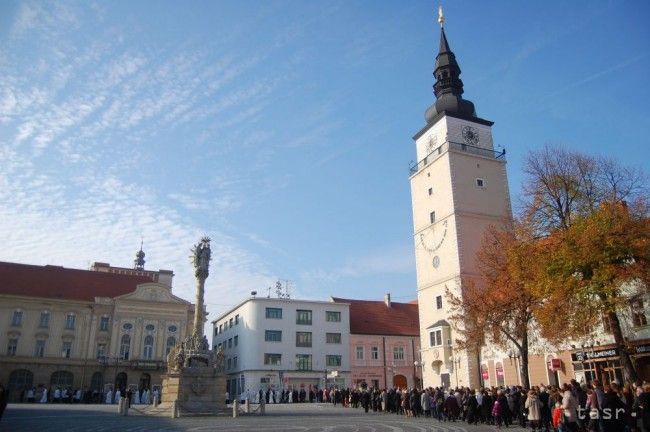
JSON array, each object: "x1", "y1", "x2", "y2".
[{"x1": 384, "y1": 293, "x2": 391, "y2": 308}]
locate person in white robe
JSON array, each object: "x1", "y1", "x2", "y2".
[
  {"x1": 40, "y1": 388, "x2": 48, "y2": 403},
  {"x1": 152, "y1": 388, "x2": 159, "y2": 404},
  {"x1": 143, "y1": 389, "x2": 150, "y2": 404},
  {"x1": 114, "y1": 389, "x2": 121, "y2": 404},
  {"x1": 133, "y1": 389, "x2": 140, "y2": 404},
  {"x1": 105, "y1": 389, "x2": 113, "y2": 404}
]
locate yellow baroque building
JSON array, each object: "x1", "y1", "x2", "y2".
[{"x1": 0, "y1": 259, "x2": 194, "y2": 402}]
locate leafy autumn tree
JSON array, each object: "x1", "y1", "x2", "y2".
[
  {"x1": 447, "y1": 219, "x2": 542, "y2": 388},
  {"x1": 534, "y1": 200, "x2": 650, "y2": 382}
]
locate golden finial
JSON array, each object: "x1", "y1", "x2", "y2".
[{"x1": 438, "y1": 5, "x2": 445, "y2": 28}]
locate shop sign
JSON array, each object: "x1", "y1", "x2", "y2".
[
  {"x1": 496, "y1": 368, "x2": 504, "y2": 378},
  {"x1": 635, "y1": 344, "x2": 650, "y2": 354},
  {"x1": 550, "y1": 358, "x2": 561, "y2": 371},
  {"x1": 134, "y1": 361, "x2": 158, "y2": 370},
  {"x1": 571, "y1": 348, "x2": 619, "y2": 362},
  {"x1": 481, "y1": 365, "x2": 489, "y2": 380}
]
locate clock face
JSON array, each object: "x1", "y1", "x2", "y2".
[
  {"x1": 419, "y1": 219, "x2": 448, "y2": 253},
  {"x1": 426, "y1": 135, "x2": 437, "y2": 154},
  {"x1": 462, "y1": 125, "x2": 479, "y2": 145},
  {"x1": 432, "y1": 255, "x2": 440, "y2": 268}
]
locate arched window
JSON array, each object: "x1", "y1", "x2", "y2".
[
  {"x1": 50, "y1": 370, "x2": 73, "y2": 388},
  {"x1": 8, "y1": 369, "x2": 33, "y2": 395},
  {"x1": 143, "y1": 335, "x2": 154, "y2": 359},
  {"x1": 166, "y1": 336, "x2": 176, "y2": 355},
  {"x1": 119, "y1": 334, "x2": 131, "y2": 360},
  {"x1": 90, "y1": 372, "x2": 103, "y2": 392}
]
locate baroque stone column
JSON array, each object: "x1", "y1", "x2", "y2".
[{"x1": 191, "y1": 237, "x2": 211, "y2": 337}]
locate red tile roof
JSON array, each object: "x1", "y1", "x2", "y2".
[
  {"x1": 332, "y1": 297, "x2": 420, "y2": 337},
  {"x1": 0, "y1": 261, "x2": 153, "y2": 302}
]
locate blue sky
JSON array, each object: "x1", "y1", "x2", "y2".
[{"x1": 1, "y1": 0, "x2": 648, "y2": 323}]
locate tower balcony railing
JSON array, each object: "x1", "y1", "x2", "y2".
[{"x1": 409, "y1": 140, "x2": 506, "y2": 176}]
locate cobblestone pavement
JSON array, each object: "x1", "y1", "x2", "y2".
[{"x1": 2, "y1": 403, "x2": 527, "y2": 432}]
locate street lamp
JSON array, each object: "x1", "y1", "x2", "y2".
[
  {"x1": 507, "y1": 350, "x2": 522, "y2": 385},
  {"x1": 413, "y1": 361, "x2": 423, "y2": 389},
  {"x1": 448, "y1": 355, "x2": 461, "y2": 388}
]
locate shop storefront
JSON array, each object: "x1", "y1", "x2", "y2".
[
  {"x1": 571, "y1": 347, "x2": 623, "y2": 385},
  {"x1": 632, "y1": 343, "x2": 650, "y2": 382}
]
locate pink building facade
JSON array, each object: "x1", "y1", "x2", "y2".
[{"x1": 332, "y1": 295, "x2": 421, "y2": 390}]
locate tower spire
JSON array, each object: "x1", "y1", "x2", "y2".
[{"x1": 424, "y1": 8, "x2": 477, "y2": 124}]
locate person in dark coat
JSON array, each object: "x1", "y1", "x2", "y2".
[
  {"x1": 0, "y1": 384, "x2": 7, "y2": 423},
  {"x1": 635, "y1": 383, "x2": 650, "y2": 432},
  {"x1": 362, "y1": 390, "x2": 371, "y2": 413},
  {"x1": 445, "y1": 393, "x2": 460, "y2": 421},
  {"x1": 410, "y1": 389, "x2": 421, "y2": 417},
  {"x1": 482, "y1": 392, "x2": 493, "y2": 424},
  {"x1": 601, "y1": 384, "x2": 626, "y2": 432},
  {"x1": 466, "y1": 390, "x2": 479, "y2": 424}
]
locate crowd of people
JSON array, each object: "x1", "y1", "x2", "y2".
[
  {"x1": 10, "y1": 385, "x2": 160, "y2": 406},
  {"x1": 249, "y1": 380, "x2": 650, "y2": 432}
]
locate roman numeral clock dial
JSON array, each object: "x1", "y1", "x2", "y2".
[{"x1": 419, "y1": 219, "x2": 448, "y2": 269}]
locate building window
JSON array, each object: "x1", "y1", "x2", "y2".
[
  {"x1": 632, "y1": 298, "x2": 648, "y2": 327},
  {"x1": 214, "y1": 327, "x2": 218, "y2": 337},
  {"x1": 96, "y1": 343, "x2": 107, "y2": 359},
  {"x1": 7, "y1": 338, "x2": 18, "y2": 356},
  {"x1": 39, "y1": 311, "x2": 50, "y2": 328},
  {"x1": 430, "y1": 211, "x2": 436, "y2": 224},
  {"x1": 233, "y1": 356, "x2": 238, "y2": 369},
  {"x1": 229, "y1": 318, "x2": 233, "y2": 328},
  {"x1": 371, "y1": 346, "x2": 379, "y2": 360},
  {"x1": 219, "y1": 324, "x2": 223, "y2": 333},
  {"x1": 11, "y1": 310, "x2": 23, "y2": 326},
  {"x1": 326, "y1": 311, "x2": 341, "y2": 322},
  {"x1": 264, "y1": 353, "x2": 281, "y2": 366},
  {"x1": 265, "y1": 330, "x2": 282, "y2": 342},
  {"x1": 145, "y1": 324, "x2": 155, "y2": 331},
  {"x1": 296, "y1": 332, "x2": 312, "y2": 347},
  {"x1": 166, "y1": 337, "x2": 176, "y2": 355},
  {"x1": 326, "y1": 333, "x2": 341, "y2": 344},
  {"x1": 99, "y1": 317, "x2": 110, "y2": 331},
  {"x1": 356, "y1": 346, "x2": 364, "y2": 360},
  {"x1": 34, "y1": 340, "x2": 45, "y2": 357},
  {"x1": 143, "y1": 335, "x2": 154, "y2": 359},
  {"x1": 476, "y1": 178, "x2": 485, "y2": 187},
  {"x1": 428, "y1": 187, "x2": 433, "y2": 196},
  {"x1": 393, "y1": 346, "x2": 405, "y2": 361},
  {"x1": 227, "y1": 358, "x2": 231, "y2": 370},
  {"x1": 228, "y1": 338, "x2": 232, "y2": 348},
  {"x1": 430, "y1": 329, "x2": 443, "y2": 347},
  {"x1": 123, "y1": 323, "x2": 133, "y2": 331},
  {"x1": 266, "y1": 308, "x2": 282, "y2": 319},
  {"x1": 436, "y1": 295, "x2": 443, "y2": 310},
  {"x1": 296, "y1": 310, "x2": 312, "y2": 325},
  {"x1": 168, "y1": 325, "x2": 177, "y2": 333},
  {"x1": 120, "y1": 334, "x2": 131, "y2": 360},
  {"x1": 65, "y1": 313, "x2": 76, "y2": 330},
  {"x1": 296, "y1": 354, "x2": 312, "y2": 371},
  {"x1": 602, "y1": 314, "x2": 613, "y2": 333},
  {"x1": 234, "y1": 335, "x2": 238, "y2": 346},
  {"x1": 235, "y1": 314, "x2": 239, "y2": 325},
  {"x1": 61, "y1": 341, "x2": 72, "y2": 358},
  {"x1": 326, "y1": 355, "x2": 342, "y2": 367}
]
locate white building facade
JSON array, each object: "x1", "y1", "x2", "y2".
[{"x1": 212, "y1": 298, "x2": 350, "y2": 397}]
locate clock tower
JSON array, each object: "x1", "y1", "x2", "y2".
[{"x1": 410, "y1": 12, "x2": 511, "y2": 389}]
